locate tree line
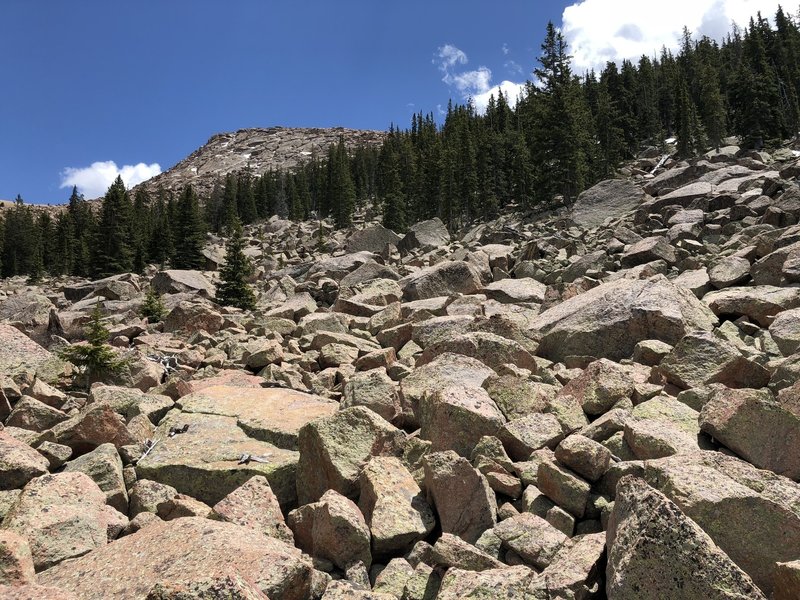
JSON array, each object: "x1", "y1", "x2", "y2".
[{"x1": 2, "y1": 8, "x2": 799, "y2": 280}]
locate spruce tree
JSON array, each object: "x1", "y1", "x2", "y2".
[
  {"x1": 59, "y1": 300, "x2": 126, "y2": 389},
  {"x1": 216, "y1": 220, "x2": 257, "y2": 310},
  {"x1": 172, "y1": 185, "x2": 206, "y2": 270},
  {"x1": 91, "y1": 176, "x2": 133, "y2": 278},
  {"x1": 140, "y1": 286, "x2": 167, "y2": 323}
]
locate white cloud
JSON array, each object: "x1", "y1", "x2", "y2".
[
  {"x1": 502, "y1": 43, "x2": 510, "y2": 55},
  {"x1": 60, "y1": 160, "x2": 161, "y2": 199},
  {"x1": 561, "y1": 0, "x2": 784, "y2": 74},
  {"x1": 436, "y1": 43, "x2": 527, "y2": 114}
]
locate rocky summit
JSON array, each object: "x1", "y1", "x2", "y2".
[{"x1": 2, "y1": 142, "x2": 800, "y2": 600}]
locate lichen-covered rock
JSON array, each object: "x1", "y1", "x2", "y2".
[
  {"x1": 558, "y1": 358, "x2": 635, "y2": 416},
  {"x1": 554, "y1": 435, "x2": 612, "y2": 482},
  {"x1": 700, "y1": 386, "x2": 800, "y2": 480},
  {"x1": 400, "y1": 261, "x2": 482, "y2": 301},
  {"x1": 2, "y1": 472, "x2": 127, "y2": 571},
  {"x1": 607, "y1": 475, "x2": 765, "y2": 599},
  {"x1": 38, "y1": 517, "x2": 313, "y2": 600},
  {"x1": 423, "y1": 451, "x2": 496, "y2": 544},
  {"x1": 492, "y1": 512, "x2": 568, "y2": 569},
  {"x1": 0, "y1": 530, "x2": 35, "y2": 586},
  {"x1": 417, "y1": 331, "x2": 538, "y2": 373},
  {"x1": 212, "y1": 475, "x2": 293, "y2": 544},
  {"x1": 436, "y1": 565, "x2": 539, "y2": 600},
  {"x1": 296, "y1": 407, "x2": 406, "y2": 505},
  {"x1": 704, "y1": 285, "x2": 800, "y2": 327},
  {"x1": 62, "y1": 443, "x2": 128, "y2": 513},
  {"x1": 52, "y1": 403, "x2": 138, "y2": 454},
  {"x1": 288, "y1": 490, "x2": 371, "y2": 570},
  {"x1": 358, "y1": 457, "x2": 435, "y2": 556},
  {"x1": 0, "y1": 432, "x2": 49, "y2": 490},
  {"x1": 531, "y1": 276, "x2": 716, "y2": 362}
]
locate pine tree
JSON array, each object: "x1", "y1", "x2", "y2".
[
  {"x1": 380, "y1": 150, "x2": 407, "y2": 233},
  {"x1": 676, "y1": 76, "x2": 707, "y2": 157},
  {"x1": 59, "y1": 299, "x2": 126, "y2": 389},
  {"x1": 328, "y1": 138, "x2": 356, "y2": 229},
  {"x1": 172, "y1": 185, "x2": 206, "y2": 270},
  {"x1": 216, "y1": 221, "x2": 257, "y2": 310}
]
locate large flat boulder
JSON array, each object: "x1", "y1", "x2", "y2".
[
  {"x1": 0, "y1": 324, "x2": 55, "y2": 379},
  {"x1": 703, "y1": 285, "x2": 800, "y2": 327},
  {"x1": 150, "y1": 270, "x2": 215, "y2": 297},
  {"x1": 136, "y1": 410, "x2": 299, "y2": 507},
  {"x1": 1, "y1": 472, "x2": 127, "y2": 571},
  {"x1": 0, "y1": 432, "x2": 49, "y2": 490},
  {"x1": 571, "y1": 179, "x2": 645, "y2": 228},
  {"x1": 643, "y1": 452, "x2": 800, "y2": 595},
  {"x1": 177, "y1": 385, "x2": 337, "y2": 450},
  {"x1": 531, "y1": 275, "x2": 717, "y2": 362},
  {"x1": 400, "y1": 260, "x2": 482, "y2": 301},
  {"x1": 345, "y1": 224, "x2": 402, "y2": 254},
  {"x1": 607, "y1": 475, "x2": 765, "y2": 599},
  {"x1": 37, "y1": 518, "x2": 313, "y2": 600},
  {"x1": 397, "y1": 218, "x2": 450, "y2": 254}
]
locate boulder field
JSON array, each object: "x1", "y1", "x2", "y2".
[{"x1": 2, "y1": 145, "x2": 800, "y2": 598}]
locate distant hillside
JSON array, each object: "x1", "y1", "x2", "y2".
[{"x1": 131, "y1": 126, "x2": 387, "y2": 199}]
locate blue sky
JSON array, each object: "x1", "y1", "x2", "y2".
[{"x1": 0, "y1": 0, "x2": 784, "y2": 203}]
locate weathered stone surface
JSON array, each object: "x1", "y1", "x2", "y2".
[
  {"x1": 620, "y1": 236, "x2": 677, "y2": 267},
  {"x1": 397, "y1": 218, "x2": 450, "y2": 254},
  {"x1": 178, "y1": 385, "x2": 337, "y2": 451},
  {"x1": 296, "y1": 407, "x2": 406, "y2": 505},
  {"x1": 532, "y1": 276, "x2": 717, "y2": 362},
  {"x1": 0, "y1": 324, "x2": 55, "y2": 379},
  {"x1": 482, "y1": 278, "x2": 546, "y2": 304},
  {"x1": 129, "y1": 479, "x2": 178, "y2": 517},
  {"x1": 0, "y1": 530, "x2": 35, "y2": 586},
  {"x1": 136, "y1": 410, "x2": 298, "y2": 507},
  {"x1": 423, "y1": 451, "x2": 496, "y2": 544},
  {"x1": 5, "y1": 396, "x2": 68, "y2": 432},
  {"x1": 88, "y1": 385, "x2": 173, "y2": 424},
  {"x1": 419, "y1": 385, "x2": 505, "y2": 457},
  {"x1": 482, "y1": 374, "x2": 557, "y2": 421},
  {"x1": 38, "y1": 517, "x2": 313, "y2": 600},
  {"x1": 399, "y1": 353, "x2": 494, "y2": 427},
  {"x1": 418, "y1": 331, "x2": 538, "y2": 373},
  {"x1": 358, "y1": 457, "x2": 435, "y2": 556},
  {"x1": 540, "y1": 532, "x2": 606, "y2": 600},
  {"x1": 163, "y1": 301, "x2": 224, "y2": 334},
  {"x1": 708, "y1": 256, "x2": 751, "y2": 289},
  {"x1": 62, "y1": 443, "x2": 128, "y2": 513},
  {"x1": 643, "y1": 452, "x2": 800, "y2": 595},
  {"x1": 288, "y1": 489, "x2": 371, "y2": 570},
  {"x1": 774, "y1": 561, "x2": 800, "y2": 600},
  {"x1": 0, "y1": 431, "x2": 49, "y2": 490},
  {"x1": 572, "y1": 179, "x2": 645, "y2": 228},
  {"x1": 341, "y1": 368, "x2": 401, "y2": 423},
  {"x1": 321, "y1": 580, "x2": 396, "y2": 599},
  {"x1": 2, "y1": 472, "x2": 127, "y2": 571},
  {"x1": 493, "y1": 512, "x2": 568, "y2": 569},
  {"x1": 537, "y1": 460, "x2": 591, "y2": 518},
  {"x1": 607, "y1": 475, "x2": 765, "y2": 599},
  {"x1": 150, "y1": 270, "x2": 215, "y2": 297},
  {"x1": 500, "y1": 413, "x2": 564, "y2": 461},
  {"x1": 769, "y1": 307, "x2": 800, "y2": 355},
  {"x1": 0, "y1": 583, "x2": 77, "y2": 599},
  {"x1": 430, "y1": 533, "x2": 504, "y2": 571},
  {"x1": 704, "y1": 285, "x2": 800, "y2": 327},
  {"x1": 345, "y1": 225, "x2": 402, "y2": 254},
  {"x1": 145, "y1": 573, "x2": 271, "y2": 600},
  {"x1": 436, "y1": 565, "x2": 539, "y2": 600},
  {"x1": 52, "y1": 403, "x2": 138, "y2": 453},
  {"x1": 554, "y1": 434, "x2": 612, "y2": 482},
  {"x1": 700, "y1": 387, "x2": 800, "y2": 479},
  {"x1": 659, "y1": 331, "x2": 770, "y2": 389},
  {"x1": 559, "y1": 358, "x2": 635, "y2": 416},
  {"x1": 212, "y1": 475, "x2": 293, "y2": 544},
  {"x1": 400, "y1": 260, "x2": 482, "y2": 301}
]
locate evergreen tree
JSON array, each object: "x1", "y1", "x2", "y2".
[
  {"x1": 216, "y1": 220, "x2": 257, "y2": 310},
  {"x1": 676, "y1": 76, "x2": 707, "y2": 156},
  {"x1": 140, "y1": 286, "x2": 167, "y2": 323},
  {"x1": 91, "y1": 176, "x2": 133, "y2": 277},
  {"x1": 59, "y1": 300, "x2": 126, "y2": 389},
  {"x1": 328, "y1": 138, "x2": 356, "y2": 229},
  {"x1": 172, "y1": 185, "x2": 206, "y2": 270}
]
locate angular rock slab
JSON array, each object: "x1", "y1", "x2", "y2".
[
  {"x1": 700, "y1": 386, "x2": 800, "y2": 480},
  {"x1": 212, "y1": 475, "x2": 293, "y2": 545},
  {"x1": 0, "y1": 324, "x2": 55, "y2": 379},
  {"x1": 1, "y1": 472, "x2": 127, "y2": 571},
  {"x1": 607, "y1": 475, "x2": 765, "y2": 599},
  {"x1": 178, "y1": 384, "x2": 337, "y2": 450},
  {"x1": 572, "y1": 179, "x2": 646, "y2": 229},
  {"x1": 703, "y1": 285, "x2": 800, "y2": 327},
  {"x1": 38, "y1": 518, "x2": 313, "y2": 600},
  {"x1": 296, "y1": 406, "x2": 406, "y2": 505},
  {"x1": 531, "y1": 275, "x2": 717, "y2": 362},
  {"x1": 643, "y1": 452, "x2": 800, "y2": 595},
  {"x1": 400, "y1": 260, "x2": 482, "y2": 301},
  {"x1": 136, "y1": 410, "x2": 298, "y2": 507},
  {"x1": 0, "y1": 431, "x2": 49, "y2": 490}
]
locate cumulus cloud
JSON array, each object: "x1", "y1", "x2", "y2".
[
  {"x1": 562, "y1": 0, "x2": 785, "y2": 74},
  {"x1": 60, "y1": 160, "x2": 161, "y2": 199},
  {"x1": 436, "y1": 43, "x2": 527, "y2": 113}
]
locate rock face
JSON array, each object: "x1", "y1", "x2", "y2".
[
  {"x1": 0, "y1": 432, "x2": 50, "y2": 490},
  {"x1": 38, "y1": 518, "x2": 313, "y2": 600},
  {"x1": 131, "y1": 126, "x2": 386, "y2": 200},
  {"x1": 400, "y1": 260, "x2": 482, "y2": 301},
  {"x1": 607, "y1": 476, "x2": 765, "y2": 599},
  {"x1": 532, "y1": 275, "x2": 717, "y2": 361},
  {"x1": 397, "y1": 218, "x2": 450, "y2": 254}
]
